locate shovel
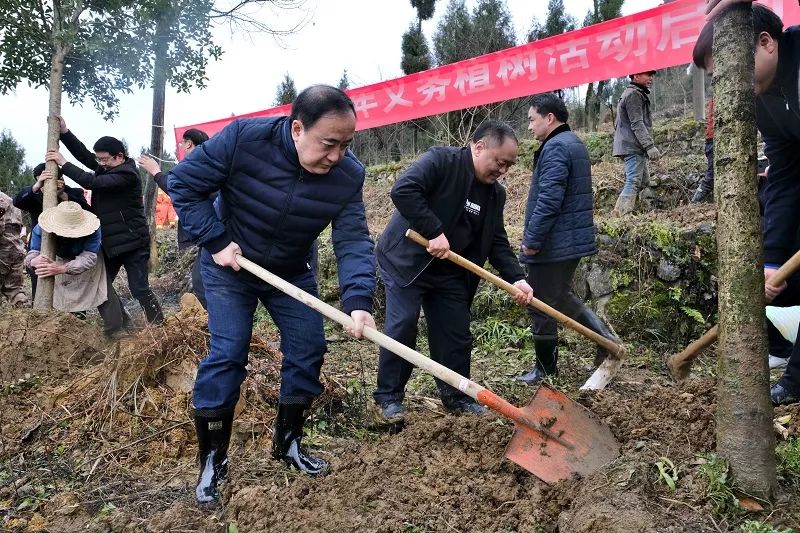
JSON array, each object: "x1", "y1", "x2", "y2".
[
  {"x1": 667, "y1": 249, "x2": 800, "y2": 382},
  {"x1": 235, "y1": 254, "x2": 620, "y2": 484},
  {"x1": 405, "y1": 230, "x2": 626, "y2": 390}
]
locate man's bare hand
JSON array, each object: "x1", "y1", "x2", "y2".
[
  {"x1": 212, "y1": 242, "x2": 243, "y2": 271},
  {"x1": 765, "y1": 267, "x2": 787, "y2": 303},
  {"x1": 521, "y1": 245, "x2": 540, "y2": 256},
  {"x1": 32, "y1": 170, "x2": 55, "y2": 193},
  {"x1": 346, "y1": 310, "x2": 375, "y2": 339},
  {"x1": 512, "y1": 280, "x2": 534, "y2": 305},
  {"x1": 55, "y1": 115, "x2": 68, "y2": 134},
  {"x1": 427, "y1": 233, "x2": 450, "y2": 259},
  {"x1": 137, "y1": 155, "x2": 161, "y2": 177},
  {"x1": 45, "y1": 150, "x2": 67, "y2": 166}
]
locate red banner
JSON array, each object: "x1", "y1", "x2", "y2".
[{"x1": 174, "y1": 0, "x2": 800, "y2": 154}]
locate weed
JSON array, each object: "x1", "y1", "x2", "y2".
[
  {"x1": 655, "y1": 457, "x2": 678, "y2": 490},
  {"x1": 699, "y1": 453, "x2": 740, "y2": 516},
  {"x1": 738, "y1": 520, "x2": 793, "y2": 533},
  {"x1": 776, "y1": 437, "x2": 800, "y2": 489}
]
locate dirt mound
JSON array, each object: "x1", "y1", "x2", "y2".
[{"x1": 0, "y1": 309, "x2": 107, "y2": 384}]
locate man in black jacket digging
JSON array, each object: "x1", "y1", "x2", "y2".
[
  {"x1": 45, "y1": 116, "x2": 163, "y2": 325},
  {"x1": 373, "y1": 120, "x2": 534, "y2": 422}
]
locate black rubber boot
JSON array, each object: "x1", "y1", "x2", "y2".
[
  {"x1": 139, "y1": 293, "x2": 164, "y2": 325},
  {"x1": 575, "y1": 311, "x2": 620, "y2": 366},
  {"x1": 194, "y1": 411, "x2": 233, "y2": 505},
  {"x1": 515, "y1": 339, "x2": 558, "y2": 385},
  {"x1": 271, "y1": 403, "x2": 330, "y2": 476}
]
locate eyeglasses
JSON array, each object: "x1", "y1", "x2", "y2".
[{"x1": 95, "y1": 156, "x2": 114, "y2": 164}]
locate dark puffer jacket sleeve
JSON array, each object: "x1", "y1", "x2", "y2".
[
  {"x1": 332, "y1": 187, "x2": 376, "y2": 314},
  {"x1": 168, "y1": 121, "x2": 239, "y2": 254}
]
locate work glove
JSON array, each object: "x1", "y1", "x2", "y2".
[{"x1": 646, "y1": 146, "x2": 661, "y2": 160}]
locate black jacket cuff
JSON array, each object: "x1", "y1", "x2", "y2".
[{"x1": 342, "y1": 296, "x2": 373, "y2": 315}]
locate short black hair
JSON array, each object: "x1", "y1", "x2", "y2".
[
  {"x1": 629, "y1": 71, "x2": 656, "y2": 79},
  {"x1": 693, "y1": 3, "x2": 783, "y2": 69},
  {"x1": 529, "y1": 92, "x2": 569, "y2": 123},
  {"x1": 93, "y1": 136, "x2": 126, "y2": 157},
  {"x1": 183, "y1": 128, "x2": 209, "y2": 146},
  {"x1": 471, "y1": 120, "x2": 518, "y2": 146},
  {"x1": 290, "y1": 84, "x2": 356, "y2": 128},
  {"x1": 33, "y1": 163, "x2": 63, "y2": 178}
]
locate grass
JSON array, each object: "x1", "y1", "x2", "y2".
[{"x1": 777, "y1": 437, "x2": 800, "y2": 490}]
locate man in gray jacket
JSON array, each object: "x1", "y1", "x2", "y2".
[{"x1": 612, "y1": 71, "x2": 661, "y2": 216}]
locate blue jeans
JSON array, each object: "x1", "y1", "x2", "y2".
[
  {"x1": 620, "y1": 153, "x2": 649, "y2": 196},
  {"x1": 193, "y1": 250, "x2": 326, "y2": 415}
]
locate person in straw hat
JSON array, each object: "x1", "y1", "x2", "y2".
[{"x1": 25, "y1": 201, "x2": 127, "y2": 338}]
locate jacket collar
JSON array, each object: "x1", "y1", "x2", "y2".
[
  {"x1": 280, "y1": 117, "x2": 301, "y2": 168},
  {"x1": 533, "y1": 123, "x2": 571, "y2": 167},
  {"x1": 630, "y1": 82, "x2": 650, "y2": 94}
]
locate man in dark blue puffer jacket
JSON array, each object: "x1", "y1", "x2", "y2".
[
  {"x1": 516, "y1": 93, "x2": 619, "y2": 385},
  {"x1": 169, "y1": 85, "x2": 376, "y2": 504}
]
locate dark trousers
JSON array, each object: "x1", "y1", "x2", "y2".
[
  {"x1": 193, "y1": 251, "x2": 326, "y2": 414},
  {"x1": 105, "y1": 246, "x2": 163, "y2": 324},
  {"x1": 190, "y1": 252, "x2": 207, "y2": 309},
  {"x1": 98, "y1": 268, "x2": 126, "y2": 333},
  {"x1": 374, "y1": 262, "x2": 472, "y2": 404},
  {"x1": 525, "y1": 259, "x2": 599, "y2": 340},
  {"x1": 698, "y1": 139, "x2": 715, "y2": 194}
]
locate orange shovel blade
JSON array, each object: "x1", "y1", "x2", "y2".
[{"x1": 505, "y1": 384, "x2": 620, "y2": 484}]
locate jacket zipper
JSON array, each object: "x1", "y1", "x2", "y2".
[{"x1": 264, "y1": 173, "x2": 301, "y2": 265}]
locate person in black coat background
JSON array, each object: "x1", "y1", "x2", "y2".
[{"x1": 45, "y1": 116, "x2": 163, "y2": 325}]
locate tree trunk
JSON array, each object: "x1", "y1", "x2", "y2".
[
  {"x1": 143, "y1": 14, "x2": 171, "y2": 271},
  {"x1": 713, "y1": 5, "x2": 776, "y2": 498},
  {"x1": 34, "y1": 45, "x2": 68, "y2": 310}
]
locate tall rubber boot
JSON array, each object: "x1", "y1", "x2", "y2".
[
  {"x1": 515, "y1": 338, "x2": 558, "y2": 385},
  {"x1": 271, "y1": 403, "x2": 330, "y2": 476},
  {"x1": 139, "y1": 292, "x2": 164, "y2": 325},
  {"x1": 613, "y1": 193, "x2": 637, "y2": 216},
  {"x1": 194, "y1": 411, "x2": 233, "y2": 505},
  {"x1": 575, "y1": 310, "x2": 620, "y2": 366}
]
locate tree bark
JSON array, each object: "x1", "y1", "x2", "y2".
[
  {"x1": 713, "y1": 5, "x2": 776, "y2": 498},
  {"x1": 34, "y1": 45, "x2": 68, "y2": 310},
  {"x1": 143, "y1": 13, "x2": 171, "y2": 271}
]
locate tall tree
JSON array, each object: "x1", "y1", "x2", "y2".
[
  {"x1": 431, "y1": 0, "x2": 517, "y2": 144},
  {"x1": 0, "y1": 131, "x2": 33, "y2": 197},
  {"x1": 401, "y1": 23, "x2": 432, "y2": 74},
  {"x1": 411, "y1": 0, "x2": 436, "y2": 23},
  {"x1": 137, "y1": 0, "x2": 306, "y2": 270},
  {"x1": 0, "y1": 0, "x2": 147, "y2": 309},
  {"x1": 275, "y1": 72, "x2": 298, "y2": 105},
  {"x1": 582, "y1": 0, "x2": 624, "y2": 130},
  {"x1": 713, "y1": 5, "x2": 776, "y2": 498},
  {"x1": 337, "y1": 69, "x2": 350, "y2": 90},
  {"x1": 527, "y1": 0, "x2": 576, "y2": 42}
]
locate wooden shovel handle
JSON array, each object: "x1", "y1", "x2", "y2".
[
  {"x1": 234, "y1": 254, "x2": 570, "y2": 447},
  {"x1": 405, "y1": 230, "x2": 625, "y2": 358},
  {"x1": 673, "y1": 248, "x2": 800, "y2": 363}
]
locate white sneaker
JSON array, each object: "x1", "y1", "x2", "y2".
[{"x1": 769, "y1": 355, "x2": 789, "y2": 369}]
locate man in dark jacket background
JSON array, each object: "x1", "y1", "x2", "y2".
[
  {"x1": 138, "y1": 128, "x2": 210, "y2": 308},
  {"x1": 45, "y1": 116, "x2": 163, "y2": 325},
  {"x1": 516, "y1": 93, "x2": 619, "y2": 384},
  {"x1": 169, "y1": 85, "x2": 376, "y2": 504},
  {"x1": 695, "y1": 2, "x2": 800, "y2": 405},
  {"x1": 611, "y1": 70, "x2": 661, "y2": 216},
  {"x1": 373, "y1": 120, "x2": 533, "y2": 423}
]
